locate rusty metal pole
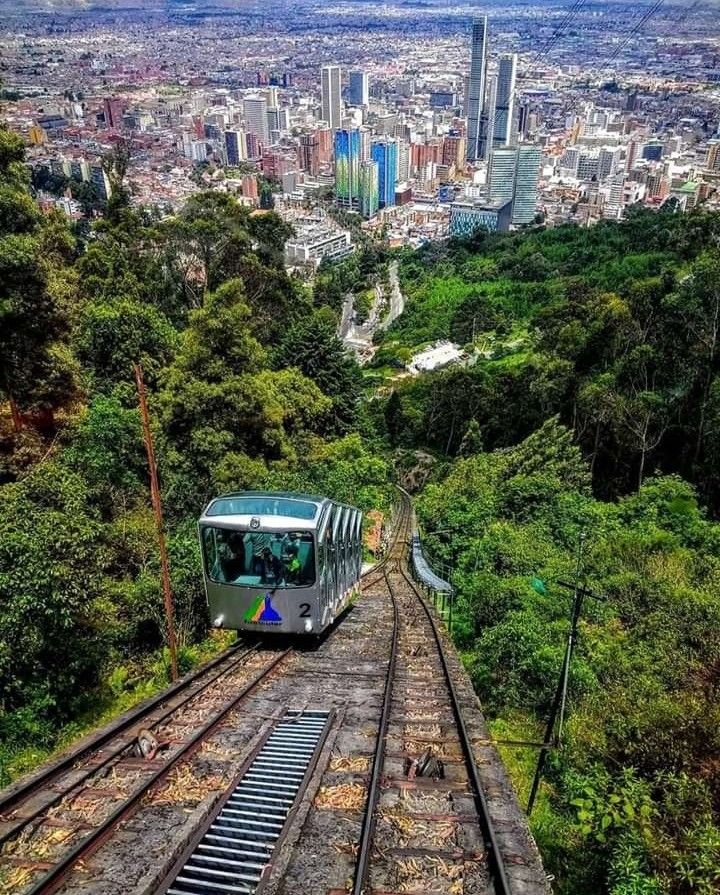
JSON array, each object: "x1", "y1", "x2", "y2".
[{"x1": 134, "y1": 363, "x2": 178, "y2": 682}]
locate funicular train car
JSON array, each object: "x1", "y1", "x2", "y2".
[{"x1": 199, "y1": 491, "x2": 363, "y2": 635}]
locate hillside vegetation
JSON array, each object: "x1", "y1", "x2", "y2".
[
  {"x1": 0, "y1": 126, "x2": 391, "y2": 782},
  {"x1": 388, "y1": 213, "x2": 720, "y2": 894},
  {"x1": 3, "y1": 119, "x2": 720, "y2": 895}
]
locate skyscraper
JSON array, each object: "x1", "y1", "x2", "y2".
[
  {"x1": 488, "y1": 145, "x2": 541, "y2": 225},
  {"x1": 348, "y1": 70, "x2": 369, "y2": 106},
  {"x1": 359, "y1": 159, "x2": 380, "y2": 218},
  {"x1": 321, "y1": 65, "x2": 342, "y2": 130},
  {"x1": 298, "y1": 132, "x2": 321, "y2": 175},
  {"x1": 334, "y1": 128, "x2": 361, "y2": 207},
  {"x1": 466, "y1": 17, "x2": 489, "y2": 162},
  {"x1": 371, "y1": 139, "x2": 398, "y2": 208},
  {"x1": 360, "y1": 127, "x2": 372, "y2": 162},
  {"x1": 225, "y1": 129, "x2": 246, "y2": 166},
  {"x1": 488, "y1": 149, "x2": 517, "y2": 206},
  {"x1": 493, "y1": 54, "x2": 517, "y2": 149},
  {"x1": 707, "y1": 141, "x2": 720, "y2": 172},
  {"x1": 103, "y1": 97, "x2": 125, "y2": 130},
  {"x1": 396, "y1": 140, "x2": 410, "y2": 182},
  {"x1": 244, "y1": 95, "x2": 269, "y2": 144}
]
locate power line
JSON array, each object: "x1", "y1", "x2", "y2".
[
  {"x1": 608, "y1": 0, "x2": 665, "y2": 64},
  {"x1": 531, "y1": 0, "x2": 587, "y2": 65}
]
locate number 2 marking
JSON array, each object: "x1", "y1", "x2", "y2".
[{"x1": 299, "y1": 603, "x2": 311, "y2": 618}]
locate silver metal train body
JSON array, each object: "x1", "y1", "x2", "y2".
[{"x1": 199, "y1": 491, "x2": 363, "y2": 635}]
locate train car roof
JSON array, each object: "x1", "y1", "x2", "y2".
[{"x1": 199, "y1": 491, "x2": 360, "y2": 531}]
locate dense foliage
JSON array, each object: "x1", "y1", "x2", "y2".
[
  {"x1": 0, "y1": 128, "x2": 391, "y2": 783},
  {"x1": 417, "y1": 421, "x2": 720, "y2": 894},
  {"x1": 385, "y1": 209, "x2": 720, "y2": 504},
  {"x1": 4, "y1": 118, "x2": 720, "y2": 895}
]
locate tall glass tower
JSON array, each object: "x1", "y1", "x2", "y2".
[
  {"x1": 371, "y1": 139, "x2": 398, "y2": 207},
  {"x1": 348, "y1": 70, "x2": 369, "y2": 106},
  {"x1": 493, "y1": 54, "x2": 518, "y2": 150},
  {"x1": 334, "y1": 128, "x2": 361, "y2": 207},
  {"x1": 359, "y1": 160, "x2": 380, "y2": 218},
  {"x1": 466, "y1": 17, "x2": 489, "y2": 162},
  {"x1": 488, "y1": 145, "x2": 541, "y2": 225}
]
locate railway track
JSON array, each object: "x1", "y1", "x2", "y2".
[
  {"x1": 351, "y1": 557, "x2": 511, "y2": 894},
  {"x1": 1, "y1": 496, "x2": 546, "y2": 895},
  {"x1": 0, "y1": 499, "x2": 411, "y2": 895},
  {"x1": 348, "y1": 492, "x2": 510, "y2": 895},
  {"x1": 0, "y1": 643, "x2": 292, "y2": 895}
]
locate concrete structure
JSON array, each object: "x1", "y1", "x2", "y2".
[
  {"x1": 244, "y1": 95, "x2": 269, "y2": 144},
  {"x1": 321, "y1": 64, "x2": 342, "y2": 130},
  {"x1": 285, "y1": 223, "x2": 353, "y2": 268}
]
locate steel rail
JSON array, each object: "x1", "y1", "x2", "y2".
[
  {"x1": 399, "y1": 566, "x2": 512, "y2": 895},
  {"x1": 351, "y1": 490, "x2": 412, "y2": 895},
  {"x1": 351, "y1": 567, "x2": 400, "y2": 895},
  {"x1": 0, "y1": 643, "x2": 261, "y2": 848},
  {"x1": 24, "y1": 648, "x2": 293, "y2": 895},
  {"x1": 0, "y1": 638, "x2": 256, "y2": 821}
]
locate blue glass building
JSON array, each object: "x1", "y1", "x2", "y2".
[
  {"x1": 371, "y1": 139, "x2": 398, "y2": 208},
  {"x1": 334, "y1": 128, "x2": 361, "y2": 207}
]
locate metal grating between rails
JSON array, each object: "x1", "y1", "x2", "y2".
[{"x1": 166, "y1": 710, "x2": 332, "y2": 895}]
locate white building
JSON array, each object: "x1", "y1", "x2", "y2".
[
  {"x1": 321, "y1": 65, "x2": 342, "y2": 130},
  {"x1": 285, "y1": 223, "x2": 353, "y2": 269}
]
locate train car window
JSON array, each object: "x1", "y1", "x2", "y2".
[
  {"x1": 202, "y1": 526, "x2": 316, "y2": 588},
  {"x1": 207, "y1": 497, "x2": 317, "y2": 520}
]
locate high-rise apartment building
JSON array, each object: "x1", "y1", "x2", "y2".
[
  {"x1": 488, "y1": 145, "x2": 541, "y2": 225},
  {"x1": 706, "y1": 141, "x2": 720, "y2": 172},
  {"x1": 493, "y1": 54, "x2": 517, "y2": 149},
  {"x1": 466, "y1": 17, "x2": 489, "y2": 162},
  {"x1": 321, "y1": 65, "x2": 343, "y2": 130},
  {"x1": 103, "y1": 97, "x2": 125, "y2": 130},
  {"x1": 298, "y1": 133, "x2": 321, "y2": 175},
  {"x1": 397, "y1": 140, "x2": 410, "y2": 182},
  {"x1": 371, "y1": 139, "x2": 398, "y2": 207},
  {"x1": 225, "y1": 129, "x2": 246, "y2": 166},
  {"x1": 359, "y1": 159, "x2": 380, "y2": 218},
  {"x1": 244, "y1": 95, "x2": 269, "y2": 144},
  {"x1": 348, "y1": 70, "x2": 369, "y2": 106},
  {"x1": 335, "y1": 128, "x2": 361, "y2": 207}
]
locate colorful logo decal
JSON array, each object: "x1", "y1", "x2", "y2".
[{"x1": 244, "y1": 592, "x2": 283, "y2": 625}]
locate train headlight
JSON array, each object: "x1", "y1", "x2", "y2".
[
  {"x1": 213, "y1": 614, "x2": 225, "y2": 628},
  {"x1": 304, "y1": 619, "x2": 313, "y2": 633}
]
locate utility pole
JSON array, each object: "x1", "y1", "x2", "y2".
[
  {"x1": 527, "y1": 534, "x2": 605, "y2": 816},
  {"x1": 134, "y1": 363, "x2": 178, "y2": 682}
]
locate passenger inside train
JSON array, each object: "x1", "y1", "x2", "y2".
[{"x1": 203, "y1": 527, "x2": 316, "y2": 587}]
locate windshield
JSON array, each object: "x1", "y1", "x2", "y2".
[
  {"x1": 202, "y1": 527, "x2": 316, "y2": 588},
  {"x1": 207, "y1": 496, "x2": 317, "y2": 520}
]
